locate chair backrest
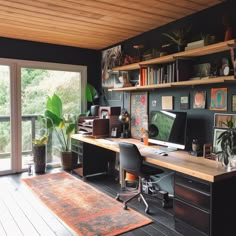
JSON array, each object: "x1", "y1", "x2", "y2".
[{"x1": 119, "y1": 142, "x2": 143, "y2": 175}]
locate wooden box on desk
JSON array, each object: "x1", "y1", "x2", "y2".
[{"x1": 77, "y1": 116, "x2": 109, "y2": 138}]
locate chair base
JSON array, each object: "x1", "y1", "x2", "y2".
[{"x1": 116, "y1": 176, "x2": 150, "y2": 214}]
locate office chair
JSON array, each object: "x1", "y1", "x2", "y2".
[{"x1": 116, "y1": 142, "x2": 164, "y2": 214}]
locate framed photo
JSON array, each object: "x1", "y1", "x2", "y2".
[
  {"x1": 130, "y1": 92, "x2": 148, "y2": 139},
  {"x1": 232, "y1": 94, "x2": 236, "y2": 112},
  {"x1": 214, "y1": 113, "x2": 236, "y2": 128},
  {"x1": 210, "y1": 88, "x2": 227, "y2": 111},
  {"x1": 213, "y1": 128, "x2": 227, "y2": 153},
  {"x1": 180, "y1": 95, "x2": 189, "y2": 109},
  {"x1": 161, "y1": 96, "x2": 173, "y2": 110},
  {"x1": 193, "y1": 91, "x2": 206, "y2": 109}
]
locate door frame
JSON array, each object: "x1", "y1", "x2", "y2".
[{"x1": 0, "y1": 58, "x2": 87, "y2": 174}]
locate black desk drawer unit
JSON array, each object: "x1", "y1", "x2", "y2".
[{"x1": 174, "y1": 173, "x2": 211, "y2": 236}]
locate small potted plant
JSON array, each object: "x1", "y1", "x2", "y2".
[
  {"x1": 32, "y1": 116, "x2": 49, "y2": 173},
  {"x1": 86, "y1": 83, "x2": 99, "y2": 116},
  {"x1": 163, "y1": 26, "x2": 191, "y2": 52},
  {"x1": 216, "y1": 118, "x2": 236, "y2": 168},
  {"x1": 44, "y1": 93, "x2": 77, "y2": 170}
]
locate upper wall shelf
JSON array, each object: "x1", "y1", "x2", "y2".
[
  {"x1": 109, "y1": 76, "x2": 236, "y2": 91},
  {"x1": 112, "y1": 39, "x2": 236, "y2": 71}
]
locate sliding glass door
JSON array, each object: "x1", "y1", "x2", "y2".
[{"x1": 0, "y1": 59, "x2": 86, "y2": 175}]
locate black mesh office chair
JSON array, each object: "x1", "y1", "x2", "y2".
[{"x1": 116, "y1": 142, "x2": 164, "y2": 214}]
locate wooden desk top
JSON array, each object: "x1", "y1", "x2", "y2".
[{"x1": 71, "y1": 134, "x2": 236, "y2": 183}]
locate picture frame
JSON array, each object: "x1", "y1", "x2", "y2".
[
  {"x1": 193, "y1": 90, "x2": 206, "y2": 109},
  {"x1": 210, "y1": 87, "x2": 227, "y2": 111},
  {"x1": 232, "y1": 94, "x2": 236, "y2": 112},
  {"x1": 214, "y1": 113, "x2": 236, "y2": 128},
  {"x1": 180, "y1": 95, "x2": 189, "y2": 109},
  {"x1": 213, "y1": 128, "x2": 227, "y2": 153},
  {"x1": 130, "y1": 92, "x2": 148, "y2": 139}
]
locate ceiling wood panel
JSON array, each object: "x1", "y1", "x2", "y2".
[{"x1": 0, "y1": 0, "x2": 223, "y2": 49}]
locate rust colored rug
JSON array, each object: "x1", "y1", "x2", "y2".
[{"x1": 22, "y1": 172, "x2": 152, "y2": 236}]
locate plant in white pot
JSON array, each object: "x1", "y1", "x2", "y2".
[
  {"x1": 44, "y1": 93, "x2": 76, "y2": 170},
  {"x1": 86, "y1": 83, "x2": 99, "y2": 116},
  {"x1": 216, "y1": 119, "x2": 236, "y2": 168}
]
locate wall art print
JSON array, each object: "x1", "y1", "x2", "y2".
[
  {"x1": 210, "y1": 88, "x2": 227, "y2": 111},
  {"x1": 193, "y1": 91, "x2": 206, "y2": 109},
  {"x1": 130, "y1": 92, "x2": 148, "y2": 139},
  {"x1": 180, "y1": 95, "x2": 189, "y2": 109},
  {"x1": 232, "y1": 94, "x2": 236, "y2": 112},
  {"x1": 102, "y1": 45, "x2": 122, "y2": 88}
]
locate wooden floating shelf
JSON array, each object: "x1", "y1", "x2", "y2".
[
  {"x1": 112, "y1": 39, "x2": 236, "y2": 71},
  {"x1": 109, "y1": 76, "x2": 236, "y2": 91}
]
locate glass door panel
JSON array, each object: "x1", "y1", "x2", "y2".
[
  {"x1": 0, "y1": 65, "x2": 11, "y2": 172},
  {"x1": 21, "y1": 68, "x2": 82, "y2": 169}
]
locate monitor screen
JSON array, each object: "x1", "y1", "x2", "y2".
[{"x1": 148, "y1": 110, "x2": 187, "y2": 150}]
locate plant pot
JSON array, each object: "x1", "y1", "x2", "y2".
[
  {"x1": 61, "y1": 151, "x2": 78, "y2": 170},
  {"x1": 90, "y1": 105, "x2": 99, "y2": 116},
  {"x1": 33, "y1": 144, "x2": 46, "y2": 173}
]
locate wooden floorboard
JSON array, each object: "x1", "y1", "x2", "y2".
[{"x1": 0, "y1": 170, "x2": 182, "y2": 236}]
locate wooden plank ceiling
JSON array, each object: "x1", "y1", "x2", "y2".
[{"x1": 0, "y1": 0, "x2": 223, "y2": 50}]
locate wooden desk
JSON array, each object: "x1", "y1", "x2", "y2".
[
  {"x1": 71, "y1": 134, "x2": 236, "y2": 236},
  {"x1": 71, "y1": 134, "x2": 236, "y2": 183}
]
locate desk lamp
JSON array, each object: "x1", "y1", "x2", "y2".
[{"x1": 119, "y1": 109, "x2": 130, "y2": 138}]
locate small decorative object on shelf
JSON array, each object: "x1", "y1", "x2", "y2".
[{"x1": 189, "y1": 139, "x2": 203, "y2": 157}]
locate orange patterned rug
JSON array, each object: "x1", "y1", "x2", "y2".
[{"x1": 22, "y1": 172, "x2": 152, "y2": 236}]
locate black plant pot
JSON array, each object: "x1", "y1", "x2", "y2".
[{"x1": 33, "y1": 144, "x2": 46, "y2": 173}]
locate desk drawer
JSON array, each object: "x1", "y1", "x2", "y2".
[
  {"x1": 175, "y1": 183, "x2": 210, "y2": 210},
  {"x1": 175, "y1": 174, "x2": 210, "y2": 193},
  {"x1": 174, "y1": 198, "x2": 210, "y2": 235}
]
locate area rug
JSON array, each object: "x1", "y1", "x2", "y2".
[{"x1": 22, "y1": 172, "x2": 152, "y2": 236}]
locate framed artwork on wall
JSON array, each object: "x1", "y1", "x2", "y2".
[
  {"x1": 232, "y1": 94, "x2": 236, "y2": 112},
  {"x1": 213, "y1": 128, "x2": 227, "y2": 153},
  {"x1": 102, "y1": 45, "x2": 122, "y2": 88},
  {"x1": 214, "y1": 113, "x2": 236, "y2": 128},
  {"x1": 130, "y1": 92, "x2": 148, "y2": 139},
  {"x1": 180, "y1": 95, "x2": 189, "y2": 109},
  {"x1": 193, "y1": 91, "x2": 206, "y2": 109},
  {"x1": 161, "y1": 96, "x2": 173, "y2": 110},
  {"x1": 210, "y1": 88, "x2": 227, "y2": 111}
]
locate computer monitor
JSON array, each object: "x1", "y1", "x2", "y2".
[{"x1": 148, "y1": 110, "x2": 187, "y2": 150}]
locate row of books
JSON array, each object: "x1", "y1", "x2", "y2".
[{"x1": 138, "y1": 59, "x2": 194, "y2": 86}]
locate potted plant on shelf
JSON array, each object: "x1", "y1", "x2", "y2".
[
  {"x1": 44, "y1": 93, "x2": 77, "y2": 170},
  {"x1": 162, "y1": 26, "x2": 191, "y2": 52},
  {"x1": 216, "y1": 118, "x2": 236, "y2": 168},
  {"x1": 32, "y1": 116, "x2": 49, "y2": 173}
]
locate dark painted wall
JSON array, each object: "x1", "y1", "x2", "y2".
[
  {"x1": 0, "y1": 37, "x2": 101, "y2": 89},
  {"x1": 107, "y1": 0, "x2": 236, "y2": 150}
]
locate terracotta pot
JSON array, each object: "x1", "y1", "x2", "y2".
[{"x1": 61, "y1": 151, "x2": 78, "y2": 170}]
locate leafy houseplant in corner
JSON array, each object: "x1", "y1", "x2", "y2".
[
  {"x1": 32, "y1": 117, "x2": 49, "y2": 173},
  {"x1": 216, "y1": 119, "x2": 236, "y2": 169},
  {"x1": 44, "y1": 94, "x2": 76, "y2": 170},
  {"x1": 86, "y1": 83, "x2": 99, "y2": 116}
]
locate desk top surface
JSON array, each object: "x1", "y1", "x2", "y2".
[{"x1": 71, "y1": 134, "x2": 236, "y2": 183}]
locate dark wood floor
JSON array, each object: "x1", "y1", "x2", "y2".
[{"x1": 0, "y1": 169, "x2": 182, "y2": 236}]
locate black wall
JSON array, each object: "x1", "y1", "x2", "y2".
[
  {"x1": 0, "y1": 37, "x2": 101, "y2": 89},
  {"x1": 107, "y1": 0, "x2": 236, "y2": 150}
]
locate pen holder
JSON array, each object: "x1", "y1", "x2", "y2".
[{"x1": 143, "y1": 136, "x2": 149, "y2": 146}]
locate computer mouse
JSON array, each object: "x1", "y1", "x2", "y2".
[{"x1": 160, "y1": 152, "x2": 168, "y2": 156}]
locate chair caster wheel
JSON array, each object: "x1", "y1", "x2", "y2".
[
  {"x1": 116, "y1": 195, "x2": 120, "y2": 201},
  {"x1": 123, "y1": 205, "x2": 128, "y2": 210},
  {"x1": 162, "y1": 200, "x2": 168, "y2": 208},
  {"x1": 145, "y1": 208, "x2": 149, "y2": 214}
]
